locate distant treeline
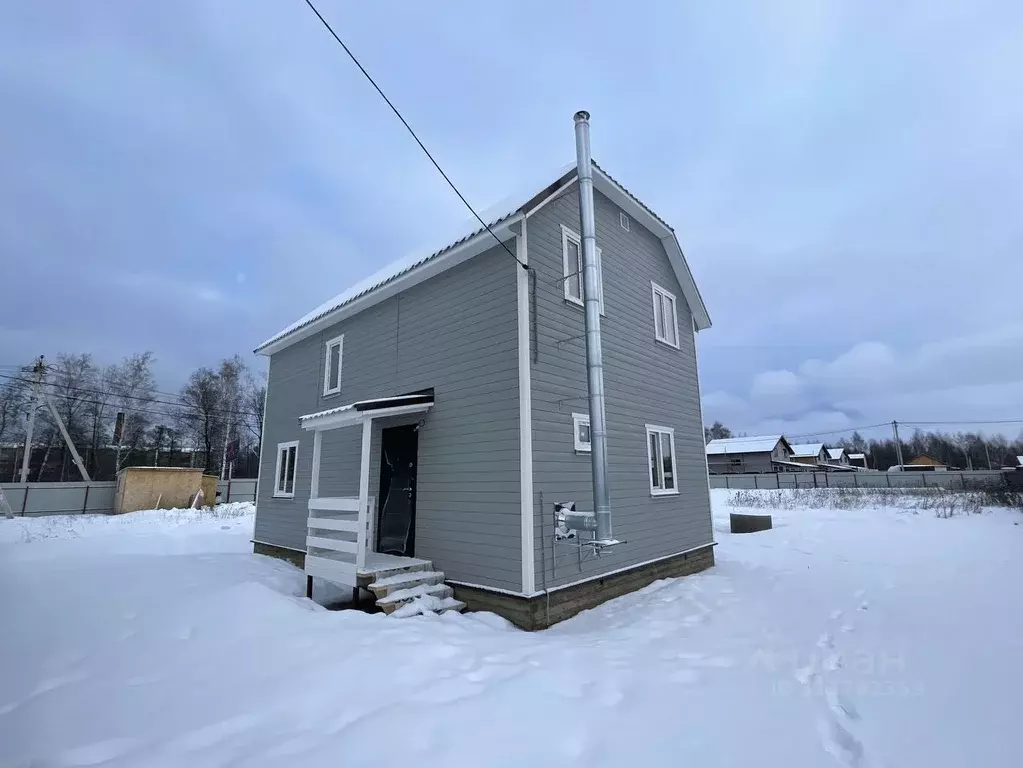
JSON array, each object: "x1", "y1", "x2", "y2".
[
  {"x1": 0, "y1": 352, "x2": 264, "y2": 482},
  {"x1": 704, "y1": 421, "x2": 1023, "y2": 471}
]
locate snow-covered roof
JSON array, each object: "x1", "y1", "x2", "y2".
[
  {"x1": 255, "y1": 160, "x2": 711, "y2": 355},
  {"x1": 791, "y1": 443, "x2": 826, "y2": 458},
  {"x1": 849, "y1": 453, "x2": 866, "y2": 460},
  {"x1": 1017, "y1": 455, "x2": 1023, "y2": 465},
  {"x1": 827, "y1": 448, "x2": 846, "y2": 460},
  {"x1": 706, "y1": 436, "x2": 784, "y2": 455}
]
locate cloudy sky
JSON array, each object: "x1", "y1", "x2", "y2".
[{"x1": 2, "y1": 1, "x2": 1021, "y2": 442}]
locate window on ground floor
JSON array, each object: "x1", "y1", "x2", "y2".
[
  {"x1": 274, "y1": 440, "x2": 299, "y2": 498},
  {"x1": 646, "y1": 424, "x2": 678, "y2": 495}
]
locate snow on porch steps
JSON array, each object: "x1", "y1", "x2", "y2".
[
  {"x1": 376, "y1": 583, "x2": 454, "y2": 609},
  {"x1": 368, "y1": 570, "x2": 446, "y2": 598},
  {"x1": 366, "y1": 567, "x2": 465, "y2": 617},
  {"x1": 390, "y1": 594, "x2": 466, "y2": 618}
]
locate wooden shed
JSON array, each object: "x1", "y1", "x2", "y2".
[{"x1": 114, "y1": 467, "x2": 218, "y2": 514}]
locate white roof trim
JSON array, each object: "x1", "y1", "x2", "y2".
[
  {"x1": 256, "y1": 160, "x2": 710, "y2": 356},
  {"x1": 300, "y1": 398, "x2": 434, "y2": 432}
]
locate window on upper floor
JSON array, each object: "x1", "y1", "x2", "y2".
[
  {"x1": 274, "y1": 440, "x2": 299, "y2": 498},
  {"x1": 651, "y1": 282, "x2": 679, "y2": 349},
  {"x1": 561, "y1": 224, "x2": 604, "y2": 313},
  {"x1": 323, "y1": 334, "x2": 343, "y2": 396},
  {"x1": 572, "y1": 413, "x2": 591, "y2": 452},
  {"x1": 620, "y1": 211, "x2": 630, "y2": 231},
  {"x1": 646, "y1": 424, "x2": 678, "y2": 495}
]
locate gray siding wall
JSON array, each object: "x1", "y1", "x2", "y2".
[
  {"x1": 528, "y1": 187, "x2": 713, "y2": 589},
  {"x1": 255, "y1": 244, "x2": 523, "y2": 591},
  {"x1": 706, "y1": 451, "x2": 774, "y2": 474}
]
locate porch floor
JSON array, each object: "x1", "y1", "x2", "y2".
[{"x1": 357, "y1": 552, "x2": 431, "y2": 577}]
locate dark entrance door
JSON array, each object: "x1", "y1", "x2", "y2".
[{"x1": 376, "y1": 425, "x2": 418, "y2": 556}]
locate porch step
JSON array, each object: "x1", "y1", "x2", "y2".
[
  {"x1": 368, "y1": 570, "x2": 446, "y2": 598},
  {"x1": 357, "y1": 561, "x2": 432, "y2": 588},
  {"x1": 390, "y1": 596, "x2": 467, "y2": 619},
  {"x1": 376, "y1": 583, "x2": 454, "y2": 613}
]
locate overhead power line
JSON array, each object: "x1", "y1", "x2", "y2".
[
  {"x1": 0, "y1": 372, "x2": 259, "y2": 421},
  {"x1": 299, "y1": 0, "x2": 527, "y2": 270},
  {"x1": 786, "y1": 422, "x2": 892, "y2": 441}
]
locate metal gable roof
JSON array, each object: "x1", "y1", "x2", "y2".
[
  {"x1": 706, "y1": 435, "x2": 785, "y2": 455},
  {"x1": 791, "y1": 443, "x2": 827, "y2": 458},
  {"x1": 255, "y1": 160, "x2": 711, "y2": 355}
]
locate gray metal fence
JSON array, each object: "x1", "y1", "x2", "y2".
[
  {"x1": 709, "y1": 470, "x2": 1009, "y2": 490},
  {"x1": 1, "y1": 478, "x2": 258, "y2": 516},
  {"x1": 216, "y1": 478, "x2": 256, "y2": 504},
  {"x1": 1, "y1": 482, "x2": 117, "y2": 516}
]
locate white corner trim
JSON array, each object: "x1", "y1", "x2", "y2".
[
  {"x1": 692, "y1": 316, "x2": 715, "y2": 513},
  {"x1": 516, "y1": 226, "x2": 536, "y2": 596},
  {"x1": 255, "y1": 369, "x2": 270, "y2": 501}
]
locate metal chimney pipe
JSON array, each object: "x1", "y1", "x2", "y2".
[{"x1": 573, "y1": 110, "x2": 613, "y2": 544}]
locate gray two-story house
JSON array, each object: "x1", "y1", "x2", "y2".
[{"x1": 252, "y1": 160, "x2": 714, "y2": 628}]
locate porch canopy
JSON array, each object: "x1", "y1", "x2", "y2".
[{"x1": 299, "y1": 390, "x2": 434, "y2": 586}]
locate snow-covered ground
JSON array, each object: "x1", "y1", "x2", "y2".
[{"x1": 1, "y1": 493, "x2": 1020, "y2": 767}]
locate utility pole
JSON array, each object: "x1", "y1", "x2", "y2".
[
  {"x1": 19, "y1": 357, "x2": 45, "y2": 483},
  {"x1": 18, "y1": 356, "x2": 92, "y2": 482},
  {"x1": 891, "y1": 421, "x2": 905, "y2": 468},
  {"x1": 984, "y1": 442, "x2": 993, "y2": 470}
]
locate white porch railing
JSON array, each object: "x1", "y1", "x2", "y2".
[{"x1": 305, "y1": 495, "x2": 375, "y2": 587}]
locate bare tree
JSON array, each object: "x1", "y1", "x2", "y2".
[
  {"x1": 216, "y1": 356, "x2": 248, "y2": 479},
  {"x1": 177, "y1": 367, "x2": 223, "y2": 473},
  {"x1": 243, "y1": 377, "x2": 266, "y2": 455},
  {"x1": 109, "y1": 352, "x2": 156, "y2": 471},
  {"x1": 0, "y1": 376, "x2": 30, "y2": 445},
  {"x1": 48, "y1": 354, "x2": 97, "y2": 480},
  {"x1": 83, "y1": 364, "x2": 118, "y2": 477}
]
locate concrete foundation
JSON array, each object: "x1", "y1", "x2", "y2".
[
  {"x1": 253, "y1": 541, "x2": 716, "y2": 630},
  {"x1": 453, "y1": 545, "x2": 716, "y2": 630}
]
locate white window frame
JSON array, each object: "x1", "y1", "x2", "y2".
[
  {"x1": 619, "y1": 211, "x2": 630, "y2": 231},
  {"x1": 273, "y1": 440, "x2": 299, "y2": 498},
  {"x1": 645, "y1": 424, "x2": 679, "y2": 496},
  {"x1": 572, "y1": 412, "x2": 591, "y2": 453},
  {"x1": 650, "y1": 282, "x2": 680, "y2": 349},
  {"x1": 561, "y1": 224, "x2": 604, "y2": 314},
  {"x1": 322, "y1": 334, "x2": 344, "y2": 396}
]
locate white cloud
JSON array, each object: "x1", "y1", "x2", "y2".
[{"x1": 704, "y1": 323, "x2": 1023, "y2": 439}]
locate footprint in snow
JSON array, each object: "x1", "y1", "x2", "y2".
[
  {"x1": 826, "y1": 686, "x2": 860, "y2": 722},
  {"x1": 830, "y1": 609, "x2": 844, "y2": 621},
  {"x1": 817, "y1": 715, "x2": 866, "y2": 767},
  {"x1": 817, "y1": 632, "x2": 834, "y2": 649}
]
